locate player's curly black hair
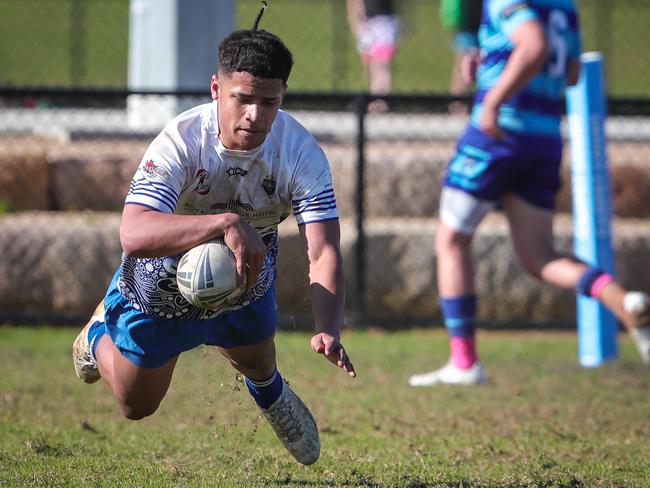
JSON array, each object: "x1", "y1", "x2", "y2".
[{"x1": 218, "y1": 29, "x2": 294, "y2": 84}]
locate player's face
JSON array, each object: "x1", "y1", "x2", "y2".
[{"x1": 211, "y1": 71, "x2": 286, "y2": 151}]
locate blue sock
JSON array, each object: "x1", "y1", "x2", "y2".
[
  {"x1": 440, "y1": 295, "x2": 478, "y2": 368},
  {"x1": 576, "y1": 266, "x2": 608, "y2": 297},
  {"x1": 440, "y1": 295, "x2": 477, "y2": 338},
  {"x1": 88, "y1": 320, "x2": 106, "y2": 361},
  {"x1": 245, "y1": 369, "x2": 284, "y2": 409}
]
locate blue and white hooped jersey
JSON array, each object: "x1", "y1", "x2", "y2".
[
  {"x1": 472, "y1": 0, "x2": 582, "y2": 136},
  {"x1": 120, "y1": 101, "x2": 338, "y2": 320}
]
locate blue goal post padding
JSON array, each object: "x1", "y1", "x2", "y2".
[{"x1": 566, "y1": 52, "x2": 618, "y2": 367}]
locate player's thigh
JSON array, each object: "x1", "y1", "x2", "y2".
[
  {"x1": 439, "y1": 186, "x2": 495, "y2": 238},
  {"x1": 503, "y1": 193, "x2": 555, "y2": 266},
  {"x1": 217, "y1": 335, "x2": 276, "y2": 379},
  {"x1": 110, "y1": 348, "x2": 178, "y2": 409}
]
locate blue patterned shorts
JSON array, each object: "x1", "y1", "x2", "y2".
[{"x1": 101, "y1": 270, "x2": 277, "y2": 368}]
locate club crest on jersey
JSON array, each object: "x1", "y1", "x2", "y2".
[
  {"x1": 226, "y1": 167, "x2": 248, "y2": 177},
  {"x1": 262, "y1": 174, "x2": 276, "y2": 196},
  {"x1": 192, "y1": 169, "x2": 211, "y2": 195},
  {"x1": 142, "y1": 159, "x2": 171, "y2": 179}
]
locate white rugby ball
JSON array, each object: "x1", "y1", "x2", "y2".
[{"x1": 176, "y1": 239, "x2": 243, "y2": 310}]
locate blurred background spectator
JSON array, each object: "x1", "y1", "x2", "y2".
[
  {"x1": 439, "y1": 0, "x2": 483, "y2": 114},
  {"x1": 347, "y1": 0, "x2": 400, "y2": 111}
]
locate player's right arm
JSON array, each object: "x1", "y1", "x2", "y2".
[
  {"x1": 120, "y1": 205, "x2": 265, "y2": 288},
  {"x1": 481, "y1": 19, "x2": 549, "y2": 138}
]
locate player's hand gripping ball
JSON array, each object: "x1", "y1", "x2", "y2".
[{"x1": 176, "y1": 239, "x2": 245, "y2": 310}]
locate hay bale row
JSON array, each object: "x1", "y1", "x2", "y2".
[
  {"x1": 2, "y1": 212, "x2": 650, "y2": 326},
  {"x1": 1, "y1": 137, "x2": 650, "y2": 217}
]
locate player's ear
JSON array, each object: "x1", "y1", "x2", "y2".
[
  {"x1": 210, "y1": 74, "x2": 220, "y2": 100},
  {"x1": 280, "y1": 83, "x2": 287, "y2": 104}
]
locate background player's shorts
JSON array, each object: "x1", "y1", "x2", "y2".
[
  {"x1": 441, "y1": 124, "x2": 563, "y2": 232},
  {"x1": 102, "y1": 271, "x2": 278, "y2": 368},
  {"x1": 357, "y1": 15, "x2": 400, "y2": 62}
]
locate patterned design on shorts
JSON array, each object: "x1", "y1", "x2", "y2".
[
  {"x1": 443, "y1": 125, "x2": 562, "y2": 209},
  {"x1": 446, "y1": 143, "x2": 492, "y2": 191},
  {"x1": 118, "y1": 228, "x2": 278, "y2": 320}
]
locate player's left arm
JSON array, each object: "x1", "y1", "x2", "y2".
[
  {"x1": 481, "y1": 19, "x2": 549, "y2": 138},
  {"x1": 299, "y1": 219, "x2": 356, "y2": 378}
]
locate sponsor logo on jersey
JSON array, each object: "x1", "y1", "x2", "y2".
[
  {"x1": 142, "y1": 159, "x2": 171, "y2": 179},
  {"x1": 226, "y1": 166, "x2": 248, "y2": 177},
  {"x1": 262, "y1": 174, "x2": 276, "y2": 196},
  {"x1": 192, "y1": 168, "x2": 211, "y2": 195}
]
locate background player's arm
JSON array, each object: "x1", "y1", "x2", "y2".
[
  {"x1": 461, "y1": 48, "x2": 481, "y2": 86},
  {"x1": 120, "y1": 204, "x2": 264, "y2": 287},
  {"x1": 299, "y1": 220, "x2": 356, "y2": 377},
  {"x1": 481, "y1": 19, "x2": 549, "y2": 137}
]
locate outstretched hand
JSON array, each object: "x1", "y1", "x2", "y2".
[{"x1": 310, "y1": 333, "x2": 356, "y2": 378}]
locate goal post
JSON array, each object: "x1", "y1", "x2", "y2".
[{"x1": 566, "y1": 52, "x2": 618, "y2": 367}]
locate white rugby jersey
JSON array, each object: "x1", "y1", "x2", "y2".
[{"x1": 119, "y1": 101, "x2": 339, "y2": 320}]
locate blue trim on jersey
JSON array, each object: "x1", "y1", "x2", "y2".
[
  {"x1": 292, "y1": 193, "x2": 336, "y2": 209},
  {"x1": 292, "y1": 187, "x2": 335, "y2": 204},
  {"x1": 296, "y1": 216, "x2": 340, "y2": 226},
  {"x1": 482, "y1": 49, "x2": 511, "y2": 67},
  {"x1": 292, "y1": 186, "x2": 338, "y2": 218},
  {"x1": 470, "y1": 105, "x2": 561, "y2": 135},
  {"x1": 128, "y1": 180, "x2": 178, "y2": 211},
  {"x1": 124, "y1": 202, "x2": 165, "y2": 212},
  {"x1": 128, "y1": 183, "x2": 177, "y2": 206},
  {"x1": 130, "y1": 179, "x2": 180, "y2": 200},
  {"x1": 126, "y1": 193, "x2": 175, "y2": 213},
  {"x1": 295, "y1": 202, "x2": 338, "y2": 215},
  {"x1": 475, "y1": 89, "x2": 562, "y2": 117}
]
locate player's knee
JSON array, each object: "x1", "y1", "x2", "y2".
[
  {"x1": 119, "y1": 399, "x2": 161, "y2": 420},
  {"x1": 516, "y1": 248, "x2": 558, "y2": 279},
  {"x1": 234, "y1": 354, "x2": 273, "y2": 376},
  {"x1": 435, "y1": 227, "x2": 472, "y2": 255},
  {"x1": 114, "y1": 389, "x2": 162, "y2": 420}
]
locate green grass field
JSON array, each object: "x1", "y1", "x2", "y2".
[
  {"x1": 0, "y1": 0, "x2": 649, "y2": 96},
  {"x1": 2, "y1": 326, "x2": 650, "y2": 487}
]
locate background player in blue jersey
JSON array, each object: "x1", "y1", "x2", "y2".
[
  {"x1": 409, "y1": 0, "x2": 650, "y2": 386},
  {"x1": 72, "y1": 15, "x2": 356, "y2": 465}
]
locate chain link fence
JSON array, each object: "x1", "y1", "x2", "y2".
[{"x1": 1, "y1": 0, "x2": 650, "y2": 326}]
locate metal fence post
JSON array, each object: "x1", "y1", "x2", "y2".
[
  {"x1": 354, "y1": 94, "x2": 368, "y2": 322},
  {"x1": 70, "y1": 0, "x2": 87, "y2": 85}
]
